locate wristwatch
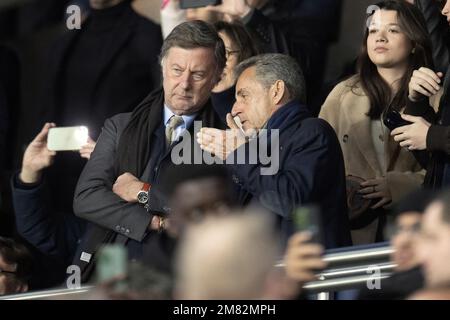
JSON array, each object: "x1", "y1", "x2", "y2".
[{"x1": 137, "y1": 182, "x2": 151, "y2": 207}]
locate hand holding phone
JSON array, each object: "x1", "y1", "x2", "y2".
[{"x1": 383, "y1": 110, "x2": 412, "y2": 131}]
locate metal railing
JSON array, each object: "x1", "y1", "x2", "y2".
[
  {"x1": 278, "y1": 242, "x2": 395, "y2": 295},
  {"x1": 1, "y1": 242, "x2": 394, "y2": 300},
  {"x1": 1, "y1": 286, "x2": 93, "y2": 300}
]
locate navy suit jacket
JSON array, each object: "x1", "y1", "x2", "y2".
[{"x1": 219, "y1": 99, "x2": 352, "y2": 248}]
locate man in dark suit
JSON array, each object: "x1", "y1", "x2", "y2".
[
  {"x1": 73, "y1": 20, "x2": 226, "y2": 281},
  {"x1": 39, "y1": 0, "x2": 163, "y2": 215},
  {"x1": 197, "y1": 53, "x2": 352, "y2": 249}
]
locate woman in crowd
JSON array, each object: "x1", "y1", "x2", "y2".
[
  {"x1": 319, "y1": 0, "x2": 439, "y2": 244},
  {"x1": 210, "y1": 21, "x2": 260, "y2": 120},
  {"x1": 213, "y1": 21, "x2": 260, "y2": 93}
]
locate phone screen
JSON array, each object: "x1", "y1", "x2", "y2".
[
  {"x1": 96, "y1": 245, "x2": 128, "y2": 291},
  {"x1": 292, "y1": 205, "x2": 323, "y2": 244},
  {"x1": 47, "y1": 126, "x2": 88, "y2": 151}
]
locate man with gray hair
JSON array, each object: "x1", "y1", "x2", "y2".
[
  {"x1": 198, "y1": 53, "x2": 351, "y2": 248},
  {"x1": 73, "y1": 20, "x2": 226, "y2": 281}
]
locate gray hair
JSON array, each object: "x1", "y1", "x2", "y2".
[
  {"x1": 235, "y1": 53, "x2": 306, "y2": 104},
  {"x1": 160, "y1": 20, "x2": 226, "y2": 78}
]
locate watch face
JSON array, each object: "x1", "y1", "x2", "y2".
[{"x1": 137, "y1": 192, "x2": 148, "y2": 204}]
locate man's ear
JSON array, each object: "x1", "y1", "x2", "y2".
[{"x1": 270, "y1": 80, "x2": 287, "y2": 105}]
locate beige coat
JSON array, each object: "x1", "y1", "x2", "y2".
[{"x1": 319, "y1": 76, "x2": 434, "y2": 244}]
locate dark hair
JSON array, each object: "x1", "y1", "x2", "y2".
[
  {"x1": 356, "y1": 0, "x2": 433, "y2": 119},
  {"x1": 433, "y1": 189, "x2": 450, "y2": 224},
  {"x1": 214, "y1": 21, "x2": 260, "y2": 63},
  {"x1": 394, "y1": 189, "x2": 436, "y2": 217},
  {"x1": 235, "y1": 53, "x2": 306, "y2": 104},
  {"x1": 160, "y1": 20, "x2": 226, "y2": 78},
  {"x1": 0, "y1": 237, "x2": 33, "y2": 284}
]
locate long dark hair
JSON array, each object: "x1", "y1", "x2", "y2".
[
  {"x1": 356, "y1": 0, "x2": 433, "y2": 119},
  {"x1": 214, "y1": 21, "x2": 260, "y2": 64}
]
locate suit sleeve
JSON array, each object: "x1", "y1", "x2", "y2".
[
  {"x1": 73, "y1": 115, "x2": 151, "y2": 242},
  {"x1": 11, "y1": 174, "x2": 59, "y2": 255}
]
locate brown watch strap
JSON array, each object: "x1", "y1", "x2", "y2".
[{"x1": 141, "y1": 182, "x2": 151, "y2": 192}]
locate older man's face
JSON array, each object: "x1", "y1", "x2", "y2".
[
  {"x1": 417, "y1": 202, "x2": 450, "y2": 288},
  {"x1": 231, "y1": 67, "x2": 274, "y2": 131},
  {"x1": 162, "y1": 47, "x2": 218, "y2": 115}
]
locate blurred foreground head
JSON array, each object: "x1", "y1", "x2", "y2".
[
  {"x1": 0, "y1": 237, "x2": 32, "y2": 296},
  {"x1": 163, "y1": 164, "x2": 234, "y2": 237},
  {"x1": 417, "y1": 189, "x2": 450, "y2": 289},
  {"x1": 175, "y1": 211, "x2": 279, "y2": 299},
  {"x1": 389, "y1": 189, "x2": 435, "y2": 272}
]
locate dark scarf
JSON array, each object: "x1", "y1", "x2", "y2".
[{"x1": 116, "y1": 87, "x2": 223, "y2": 177}]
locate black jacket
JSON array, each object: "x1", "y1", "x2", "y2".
[
  {"x1": 10, "y1": 173, "x2": 87, "y2": 288},
  {"x1": 415, "y1": 0, "x2": 450, "y2": 73},
  {"x1": 405, "y1": 64, "x2": 450, "y2": 189}
]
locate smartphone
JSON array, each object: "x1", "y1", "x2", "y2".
[
  {"x1": 383, "y1": 110, "x2": 412, "y2": 131},
  {"x1": 292, "y1": 205, "x2": 323, "y2": 244},
  {"x1": 179, "y1": 0, "x2": 221, "y2": 9},
  {"x1": 233, "y1": 116, "x2": 245, "y2": 135},
  {"x1": 96, "y1": 245, "x2": 128, "y2": 290},
  {"x1": 47, "y1": 126, "x2": 88, "y2": 151}
]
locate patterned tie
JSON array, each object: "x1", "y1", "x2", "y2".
[{"x1": 165, "y1": 115, "x2": 184, "y2": 145}]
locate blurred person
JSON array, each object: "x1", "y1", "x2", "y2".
[
  {"x1": 197, "y1": 53, "x2": 352, "y2": 249},
  {"x1": 391, "y1": 0, "x2": 450, "y2": 190},
  {"x1": 38, "y1": 0, "x2": 163, "y2": 215},
  {"x1": 416, "y1": 189, "x2": 450, "y2": 289},
  {"x1": 88, "y1": 261, "x2": 173, "y2": 299},
  {"x1": 10, "y1": 123, "x2": 94, "y2": 288},
  {"x1": 212, "y1": 21, "x2": 259, "y2": 93},
  {"x1": 12, "y1": 123, "x2": 93, "y2": 263},
  {"x1": 163, "y1": 164, "x2": 234, "y2": 237},
  {"x1": 409, "y1": 287, "x2": 450, "y2": 299},
  {"x1": 210, "y1": 21, "x2": 260, "y2": 121},
  {"x1": 0, "y1": 237, "x2": 33, "y2": 296},
  {"x1": 357, "y1": 189, "x2": 435, "y2": 300},
  {"x1": 320, "y1": 1, "x2": 436, "y2": 245},
  {"x1": 73, "y1": 20, "x2": 226, "y2": 282},
  {"x1": 175, "y1": 211, "x2": 281, "y2": 299}
]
